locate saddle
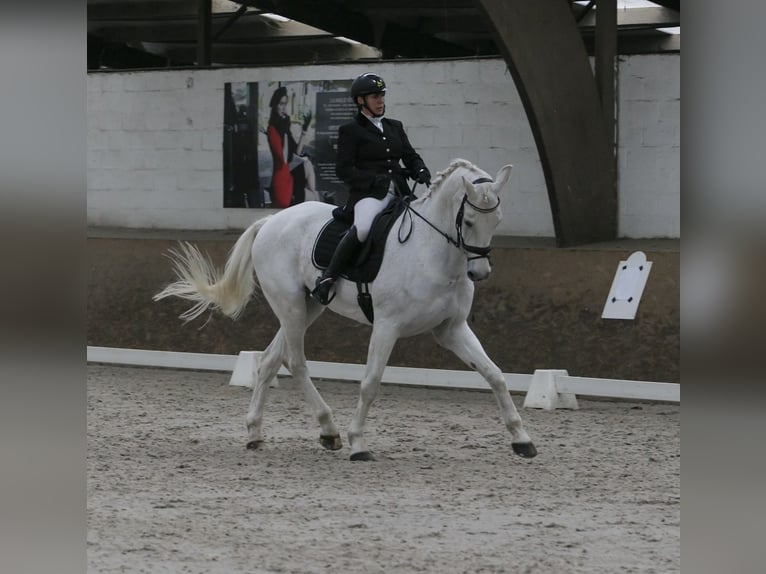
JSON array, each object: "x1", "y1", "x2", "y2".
[{"x1": 311, "y1": 198, "x2": 408, "y2": 322}]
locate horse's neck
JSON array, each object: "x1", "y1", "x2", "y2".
[
  {"x1": 415, "y1": 173, "x2": 464, "y2": 229},
  {"x1": 409, "y1": 182, "x2": 465, "y2": 272},
  {"x1": 414, "y1": 193, "x2": 450, "y2": 224}
]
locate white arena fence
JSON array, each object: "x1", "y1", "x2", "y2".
[{"x1": 87, "y1": 346, "x2": 679, "y2": 409}]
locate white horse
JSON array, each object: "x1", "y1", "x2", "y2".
[{"x1": 154, "y1": 158, "x2": 536, "y2": 461}]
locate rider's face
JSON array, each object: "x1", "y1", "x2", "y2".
[{"x1": 360, "y1": 92, "x2": 386, "y2": 115}]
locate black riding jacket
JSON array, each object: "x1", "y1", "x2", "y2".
[{"x1": 335, "y1": 111, "x2": 428, "y2": 208}]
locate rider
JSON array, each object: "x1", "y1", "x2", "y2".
[{"x1": 312, "y1": 72, "x2": 432, "y2": 305}]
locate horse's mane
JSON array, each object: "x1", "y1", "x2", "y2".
[{"x1": 420, "y1": 158, "x2": 482, "y2": 200}]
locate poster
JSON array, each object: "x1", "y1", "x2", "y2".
[
  {"x1": 222, "y1": 81, "x2": 259, "y2": 208},
  {"x1": 223, "y1": 80, "x2": 356, "y2": 209}
]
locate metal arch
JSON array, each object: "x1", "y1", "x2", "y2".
[{"x1": 474, "y1": 0, "x2": 618, "y2": 247}]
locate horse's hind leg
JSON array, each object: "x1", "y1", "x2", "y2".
[
  {"x1": 245, "y1": 330, "x2": 285, "y2": 449},
  {"x1": 295, "y1": 299, "x2": 342, "y2": 450},
  {"x1": 246, "y1": 299, "x2": 341, "y2": 450},
  {"x1": 271, "y1": 294, "x2": 342, "y2": 450},
  {"x1": 433, "y1": 321, "x2": 537, "y2": 458}
]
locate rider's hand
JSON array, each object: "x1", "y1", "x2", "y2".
[
  {"x1": 416, "y1": 168, "x2": 431, "y2": 187},
  {"x1": 302, "y1": 111, "x2": 312, "y2": 132}
]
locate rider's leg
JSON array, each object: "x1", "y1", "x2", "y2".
[
  {"x1": 312, "y1": 193, "x2": 393, "y2": 305},
  {"x1": 312, "y1": 226, "x2": 362, "y2": 304},
  {"x1": 351, "y1": 193, "x2": 393, "y2": 242}
]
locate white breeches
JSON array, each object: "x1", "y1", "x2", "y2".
[{"x1": 353, "y1": 191, "x2": 395, "y2": 242}]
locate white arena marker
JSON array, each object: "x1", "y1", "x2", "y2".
[
  {"x1": 87, "y1": 346, "x2": 678, "y2": 404},
  {"x1": 229, "y1": 351, "x2": 281, "y2": 388},
  {"x1": 523, "y1": 369, "x2": 579, "y2": 411},
  {"x1": 229, "y1": 351, "x2": 257, "y2": 388},
  {"x1": 602, "y1": 251, "x2": 653, "y2": 320}
]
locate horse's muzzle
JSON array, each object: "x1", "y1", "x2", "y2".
[{"x1": 467, "y1": 264, "x2": 491, "y2": 282}]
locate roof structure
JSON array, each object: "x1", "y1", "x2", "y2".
[
  {"x1": 87, "y1": 1, "x2": 680, "y2": 246},
  {"x1": 88, "y1": 0, "x2": 680, "y2": 69}
]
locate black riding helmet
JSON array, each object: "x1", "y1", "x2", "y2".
[{"x1": 350, "y1": 73, "x2": 386, "y2": 102}]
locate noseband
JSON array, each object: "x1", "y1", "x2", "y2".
[{"x1": 400, "y1": 176, "x2": 500, "y2": 262}]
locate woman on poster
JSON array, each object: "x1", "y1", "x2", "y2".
[{"x1": 266, "y1": 86, "x2": 319, "y2": 208}]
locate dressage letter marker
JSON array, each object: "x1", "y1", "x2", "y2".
[{"x1": 601, "y1": 251, "x2": 653, "y2": 320}]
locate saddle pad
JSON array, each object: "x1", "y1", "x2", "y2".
[{"x1": 311, "y1": 198, "x2": 407, "y2": 284}]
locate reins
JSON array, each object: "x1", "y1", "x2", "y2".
[{"x1": 397, "y1": 176, "x2": 500, "y2": 261}]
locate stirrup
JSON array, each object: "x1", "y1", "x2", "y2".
[{"x1": 311, "y1": 276, "x2": 336, "y2": 305}]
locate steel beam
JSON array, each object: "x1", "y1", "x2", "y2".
[
  {"x1": 578, "y1": 6, "x2": 680, "y2": 29},
  {"x1": 197, "y1": 0, "x2": 212, "y2": 66},
  {"x1": 595, "y1": 0, "x2": 617, "y2": 153},
  {"x1": 475, "y1": 0, "x2": 617, "y2": 246},
  {"x1": 246, "y1": 0, "x2": 472, "y2": 57},
  {"x1": 213, "y1": 4, "x2": 247, "y2": 41}
]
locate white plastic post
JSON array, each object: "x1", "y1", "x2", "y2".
[
  {"x1": 229, "y1": 351, "x2": 281, "y2": 388},
  {"x1": 229, "y1": 351, "x2": 257, "y2": 388},
  {"x1": 523, "y1": 369, "x2": 579, "y2": 410}
]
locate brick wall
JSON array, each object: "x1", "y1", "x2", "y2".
[
  {"x1": 87, "y1": 55, "x2": 679, "y2": 238},
  {"x1": 618, "y1": 54, "x2": 681, "y2": 238}
]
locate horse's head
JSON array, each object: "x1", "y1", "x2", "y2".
[{"x1": 454, "y1": 163, "x2": 512, "y2": 281}]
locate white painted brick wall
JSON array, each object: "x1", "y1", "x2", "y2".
[
  {"x1": 87, "y1": 55, "x2": 679, "y2": 238},
  {"x1": 618, "y1": 54, "x2": 680, "y2": 238}
]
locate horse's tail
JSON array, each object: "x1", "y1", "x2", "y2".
[{"x1": 153, "y1": 217, "x2": 271, "y2": 322}]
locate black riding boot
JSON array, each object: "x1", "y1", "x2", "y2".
[{"x1": 312, "y1": 226, "x2": 362, "y2": 305}]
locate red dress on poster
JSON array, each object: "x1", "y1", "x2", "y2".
[
  {"x1": 267, "y1": 85, "x2": 314, "y2": 208},
  {"x1": 267, "y1": 125, "x2": 293, "y2": 209}
]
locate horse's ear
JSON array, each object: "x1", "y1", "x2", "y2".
[{"x1": 493, "y1": 164, "x2": 513, "y2": 193}]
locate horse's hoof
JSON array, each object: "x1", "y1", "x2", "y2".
[
  {"x1": 512, "y1": 442, "x2": 537, "y2": 458},
  {"x1": 246, "y1": 440, "x2": 265, "y2": 450},
  {"x1": 349, "y1": 451, "x2": 375, "y2": 461},
  {"x1": 319, "y1": 434, "x2": 343, "y2": 450}
]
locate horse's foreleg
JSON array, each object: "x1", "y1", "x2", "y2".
[
  {"x1": 433, "y1": 321, "x2": 537, "y2": 458},
  {"x1": 347, "y1": 323, "x2": 398, "y2": 461}
]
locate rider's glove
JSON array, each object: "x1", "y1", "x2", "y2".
[{"x1": 416, "y1": 168, "x2": 431, "y2": 187}]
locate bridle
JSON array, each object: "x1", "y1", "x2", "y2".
[{"x1": 399, "y1": 176, "x2": 500, "y2": 261}]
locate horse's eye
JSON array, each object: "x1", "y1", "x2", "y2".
[{"x1": 465, "y1": 220, "x2": 474, "y2": 228}]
